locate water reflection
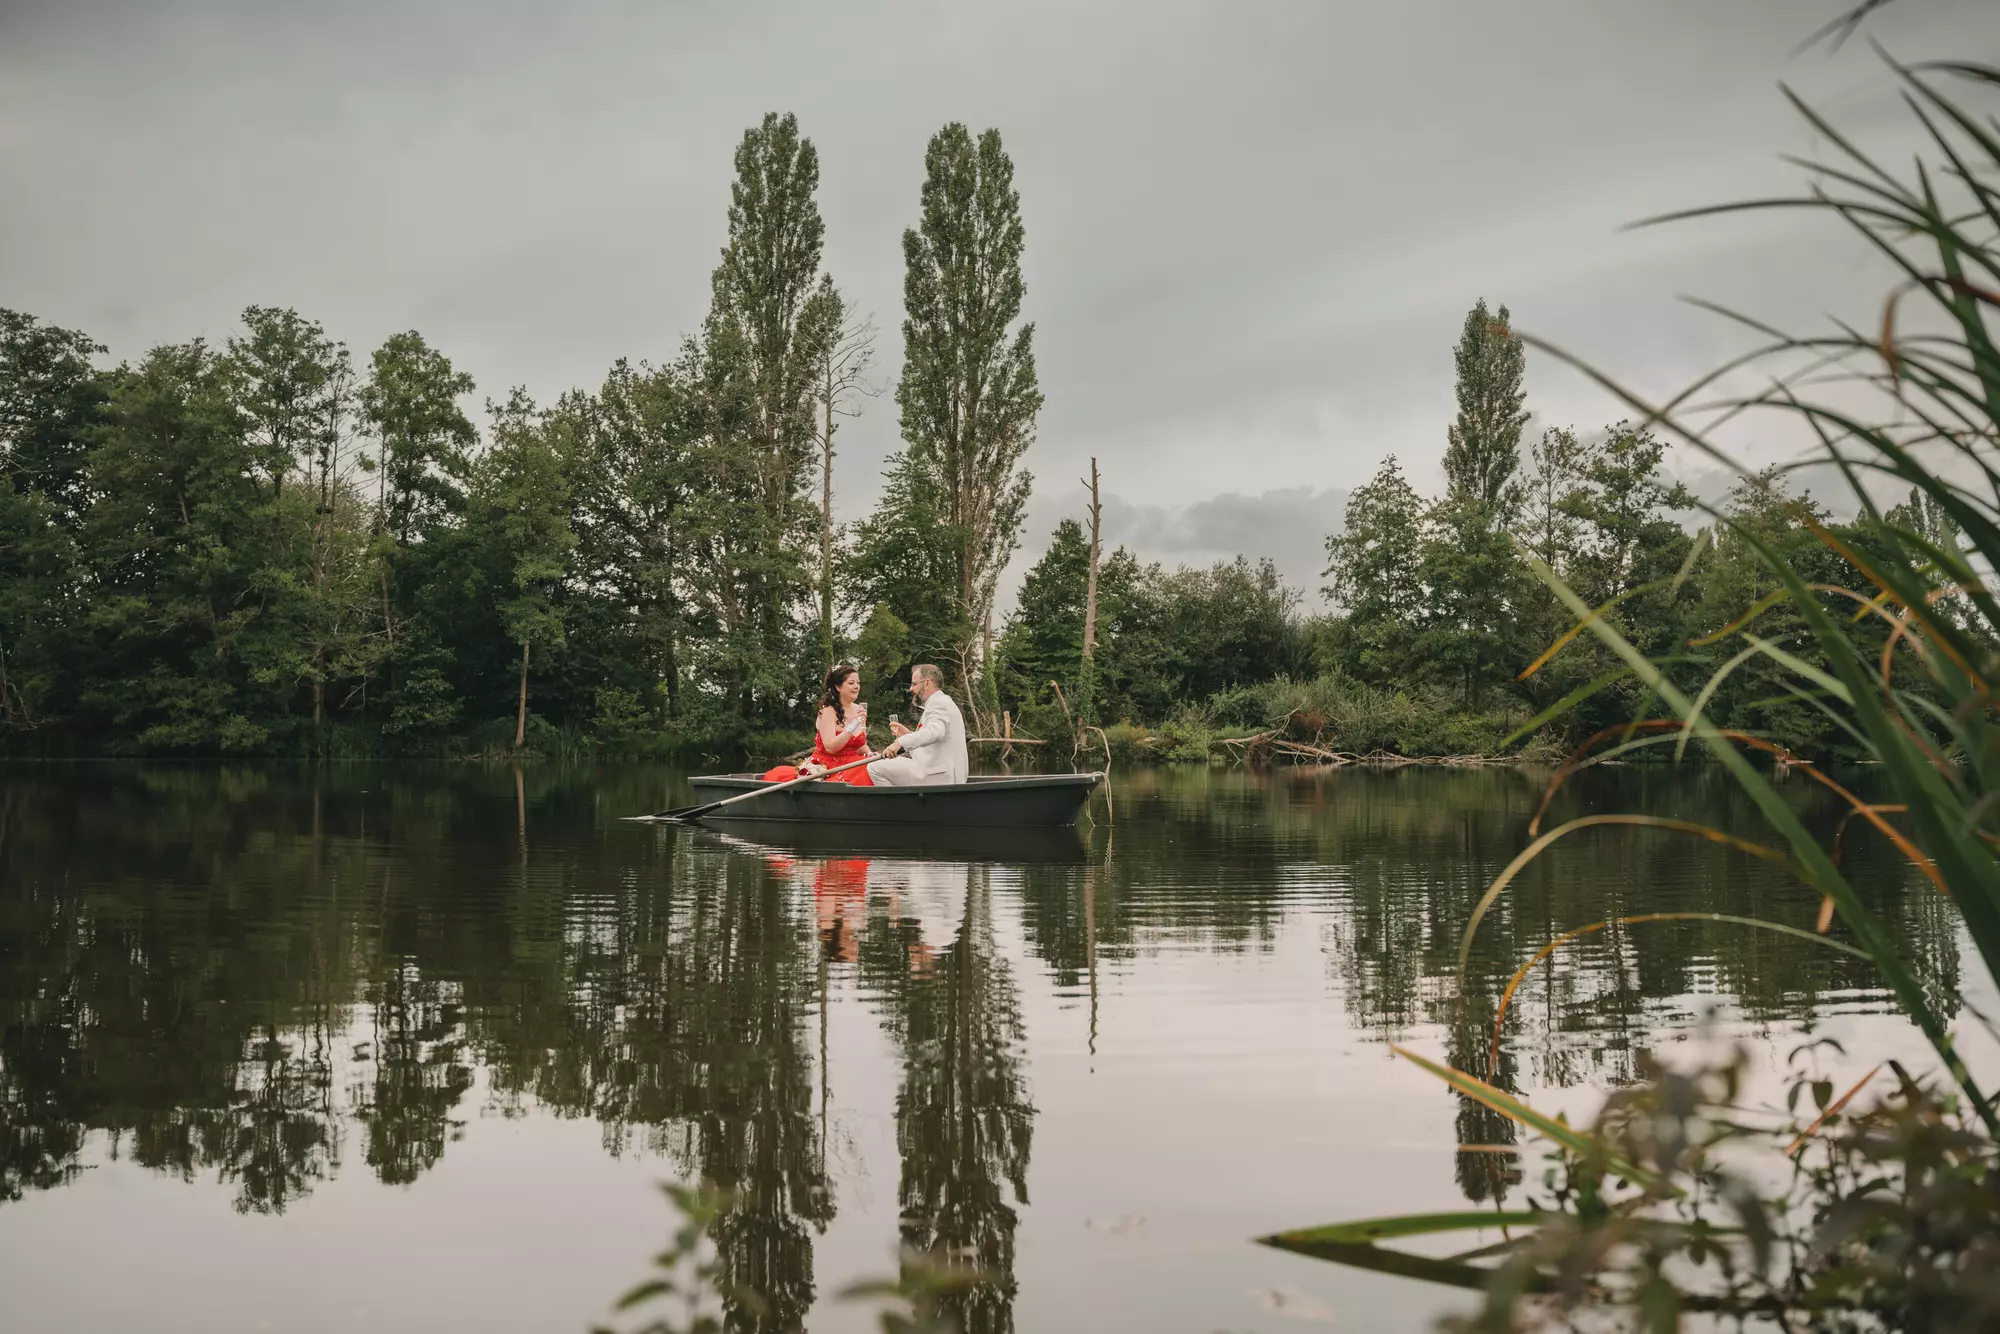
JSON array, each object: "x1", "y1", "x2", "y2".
[
  {"x1": 0, "y1": 762, "x2": 1964, "y2": 1330},
  {"x1": 866, "y1": 865, "x2": 1033, "y2": 1334}
]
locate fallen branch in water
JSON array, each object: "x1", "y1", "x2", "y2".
[
  {"x1": 1220, "y1": 730, "x2": 1530, "y2": 767},
  {"x1": 1268, "y1": 742, "x2": 1523, "y2": 767}
]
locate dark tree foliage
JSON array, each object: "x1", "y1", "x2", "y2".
[{"x1": 0, "y1": 231, "x2": 1908, "y2": 767}]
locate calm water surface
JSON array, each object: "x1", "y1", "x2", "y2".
[{"x1": 0, "y1": 762, "x2": 1979, "y2": 1332}]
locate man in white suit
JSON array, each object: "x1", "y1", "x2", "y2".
[{"x1": 871, "y1": 663, "x2": 968, "y2": 787}]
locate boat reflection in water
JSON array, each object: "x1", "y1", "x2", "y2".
[
  {"x1": 717, "y1": 826, "x2": 1040, "y2": 1333},
  {"x1": 701, "y1": 817, "x2": 1089, "y2": 865}
]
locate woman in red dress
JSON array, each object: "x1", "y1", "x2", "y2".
[{"x1": 761, "y1": 664, "x2": 877, "y2": 785}]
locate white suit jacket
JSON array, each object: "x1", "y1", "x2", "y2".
[{"x1": 897, "y1": 689, "x2": 969, "y2": 784}]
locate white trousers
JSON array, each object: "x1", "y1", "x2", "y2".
[{"x1": 869, "y1": 756, "x2": 941, "y2": 787}]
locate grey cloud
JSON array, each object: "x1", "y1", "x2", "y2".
[
  {"x1": 5, "y1": 0, "x2": 1991, "y2": 576},
  {"x1": 1008, "y1": 484, "x2": 1349, "y2": 614}
]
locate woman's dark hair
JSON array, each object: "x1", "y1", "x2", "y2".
[{"x1": 819, "y1": 664, "x2": 858, "y2": 724}]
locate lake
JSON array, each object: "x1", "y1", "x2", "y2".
[{"x1": 0, "y1": 761, "x2": 1980, "y2": 1332}]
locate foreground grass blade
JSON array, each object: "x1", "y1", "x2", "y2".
[
  {"x1": 1390, "y1": 1044, "x2": 1666, "y2": 1193},
  {"x1": 1267, "y1": 1211, "x2": 1546, "y2": 1246},
  {"x1": 1258, "y1": 1231, "x2": 1542, "y2": 1294}
]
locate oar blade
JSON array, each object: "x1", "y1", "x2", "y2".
[{"x1": 641, "y1": 803, "x2": 712, "y2": 822}]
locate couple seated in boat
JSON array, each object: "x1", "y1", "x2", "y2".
[{"x1": 762, "y1": 662, "x2": 968, "y2": 788}]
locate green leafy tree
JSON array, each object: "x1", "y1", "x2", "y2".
[
  {"x1": 848, "y1": 449, "x2": 960, "y2": 675},
  {"x1": 678, "y1": 326, "x2": 797, "y2": 730},
  {"x1": 894, "y1": 123, "x2": 1043, "y2": 717},
  {"x1": 1416, "y1": 496, "x2": 1536, "y2": 703},
  {"x1": 1324, "y1": 456, "x2": 1426, "y2": 683},
  {"x1": 0, "y1": 311, "x2": 104, "y2": 730},
  {"x1": 475, "y1": 390, "x2": 576, "y2": 750},
  {"x1": 1683, "y1": 469, "x2": 1858, "y2": 755},
  {"x1": 0, "y1": 481, "x2": 76, "y2": 730},
  {"x1": 360, "y1": 330, "x2": 477, "y2": 544},
  {"x1": 80, "y1": 341, "x2": 281, "y2": 751},
  {"x1": 1063, "y1": 548, "x2": 1154, "y2": 723},
  {"x1": 996, "y1": 519, "x2": 1090, "y2": 714},
  {"x1": 1, "y1": 309, "x2": 106, "y2": 527},
  {"x1": 1568, "y1": 421, "x2": 1692, "y2": 607},
  {"x1": 1150, "y1": 557, "x2": 1307, "y2": 702},
  {"x1": 1517, "y1": 424, "x2": 1591, "y2": 572},
  {"x1": 1883, "y1": 481, "x2": 1964, "y2": 624},
  {"x1": 227, "y1": 307, "x2": 375, "y2": 734},
  {"x1": 565, "y1": 356, "x2": 710, "y2": 731},
  {"x1": 1511, "y1": 420, "x2": 1701, "y2": 726},
  {"x1": 229, "y1": 307, "x2": 345, "y2": 502},
  {"x1": 358, "y1": 330, "x2": 479, "y2": 732},
  {"x1": 855, "y1": 603, "x2": 914, "y2": 706}
]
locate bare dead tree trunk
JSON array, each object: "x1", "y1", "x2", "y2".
[
  {"x1": 1082, "y1": 457, "x2": 1102, "y2": 663},
  {"x1": 821, "y1": 385, "x2": 835, "y2": 672},
  {"x1": 811, "y1": 305, "x2": 880, "y2": 674},
  {"x1": 378, "y1": 438, "x2": 395, "y2": 693},
  {"x1": 976, "y1": 605, "x2": 995, "y2": 734}
]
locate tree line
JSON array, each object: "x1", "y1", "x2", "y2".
[
  {"x1": 996, "y1": 299, "x2": 1948, "y2": 761},
  {"x1": 2, "y1": 119, "x2": 1931, "y2": 759},
  {"x1": 0, "y1": 113, "x2": 1042, "y2": 757}
]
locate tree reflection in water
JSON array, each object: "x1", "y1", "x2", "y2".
[
  {"x1": 861, "y1": 862, "x2": 1035, "y2": 1334},
  {"x1": 0, "y1": 762, "x2": 1970, "y2": 1324}
]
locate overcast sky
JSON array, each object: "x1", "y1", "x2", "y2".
[{"x1": 4, "y1": 0, "x2": 1993, "y2": 603}]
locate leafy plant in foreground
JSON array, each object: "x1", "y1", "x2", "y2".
[{"x1": 1265, "y1": 1042, "x2": 2000, "y2": 1333}]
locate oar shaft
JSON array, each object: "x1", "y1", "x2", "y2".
[{"x1": 670, "y1": 752, "x2": 881, "y2": 820}]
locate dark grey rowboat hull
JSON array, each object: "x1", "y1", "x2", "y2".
[{"x1": 678, "y1": 772, "x2": 1101, "y2": 827}]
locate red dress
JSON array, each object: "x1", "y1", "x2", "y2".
[
  {"x1": 761, "y1": 711, "x2": 875, "y2": 785},
  {"x1": 811, "y1": 714, "x2": 876, "y2": 785}
]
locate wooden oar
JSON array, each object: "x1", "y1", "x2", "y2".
[{"x1": 642, "y1": 752, "x2": 885, "y2": 823}]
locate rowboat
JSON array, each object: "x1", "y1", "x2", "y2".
[{"x1": 658, "y1": 771, "x2": 1102, "y2": 827}]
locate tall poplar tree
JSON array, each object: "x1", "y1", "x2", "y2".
[
  {"x1": 705, "y1": 111, "x2": 838, "y2": 715},
  {"x1": 895, "y1": 123, "x2": 1043, "y2": 716},
  {"x1": 1425, "y1": 299, "x2": 1534, "y2": 701},
  {"x1": 1440, "y1": 298, "x2": 1528, "y2": 513}
]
